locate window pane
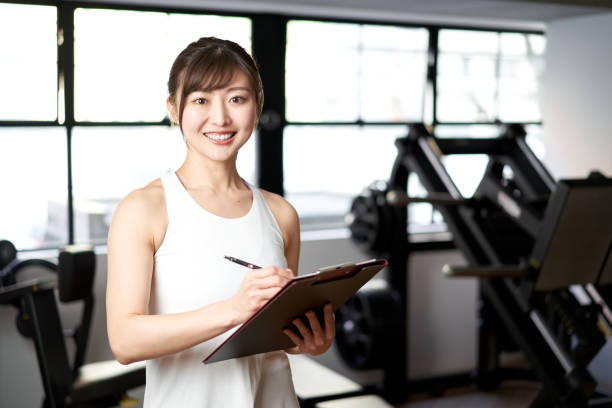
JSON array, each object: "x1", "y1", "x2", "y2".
[
  {"x1": 360, "y1": 26, "x2": 429, "y2": 122},
  {"x1": 0, "y1": 4, "x2": 57, "y2": 121},
  {"x1": 286, "y1": 21, "x2": 360, "y2": 122},
  {"x1": 498, "y1": 33, "x2": 546, "y2": 122},
  {"x1": 437, "y1": 30, "x2": 498, "y2": 122},
  {"x1": 283, "y1": 125, "x2": 404, "y2": 228},
  {"x1": 74, "y1": 9, "x2": 251, "y2": 122},
  {"x1": 0, "y1": 128, "x2": 67, "y2": 249},
  {"x1": 437, "y1": 29, "x2": 546, "y2": 123},
  {"x1": 71, "y1": 126, "x2": 256, "y2": 243},
  {"x1": 286, "y1": 21, "x2": 428, "y2": 123},
  {"x1": 438, "y1": 30, "x2": 499, "y2": 54}
]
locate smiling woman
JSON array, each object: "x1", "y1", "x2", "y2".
[{"x1": 106, "y1": 37, "x2": 335, "y2": 408}]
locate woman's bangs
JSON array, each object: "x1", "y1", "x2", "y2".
[{"x1": 183, "y1": 53, "x2": 237, "y2": 96}]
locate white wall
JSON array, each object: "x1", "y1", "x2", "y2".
[
  {"x1": 541, "y1": 12, "x2": 612, "y2": 180},
  {"x1": 541, "y1": 11, "x2": 612, "y2": 392}
]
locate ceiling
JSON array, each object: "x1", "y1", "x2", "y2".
[{"x1": 74, "y1": 0, "x2": 612, "y2": 30}]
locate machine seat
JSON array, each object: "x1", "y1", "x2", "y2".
[{"x1": 70, "y1": 359, "x2": 146, "y2": 403}]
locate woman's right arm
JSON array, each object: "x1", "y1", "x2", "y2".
[{"x1": 106, "y1": 185, "x2": 293, "y2": 364}]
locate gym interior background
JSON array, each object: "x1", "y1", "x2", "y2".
[{"x1": 1, "y1": 0, "x2": 612, "y2": 406}]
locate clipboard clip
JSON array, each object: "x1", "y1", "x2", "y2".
[{"x1": 312, "y1": 262, "x2": 359, "y2": 285}]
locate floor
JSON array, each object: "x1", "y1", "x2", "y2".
[{"x1": 397, "y1": 381, "x2": 540, "y2": 407}]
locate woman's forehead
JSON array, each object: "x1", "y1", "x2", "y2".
[{"x1": 191, "y1": 69, "x2": 252, "y2": 93}]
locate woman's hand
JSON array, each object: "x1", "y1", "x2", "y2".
[
  {"x1": 284, "y1": 303, "x2": 335, "y2": 356},
  {"x1": 229, "y1": 266, "x2": 294, "y2": 325}
]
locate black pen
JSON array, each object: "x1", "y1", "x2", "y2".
[{"x1": 224, "y1": 255, "x2": 261, "y2": 269}]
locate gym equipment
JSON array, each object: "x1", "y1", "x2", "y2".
[
  {"x1": 334, "y1": 279, "x2": 401, "y2": 370},
  {"x1": 0, "y1": 242, "x2": 145, "y2": 408},
  {"x1": 0, "y1": 239, "x2": 17, "y2": 271},
  {"x1": 342, "y1": 123, "x2": 612, "y2": 407}
]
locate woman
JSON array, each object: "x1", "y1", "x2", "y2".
[{"x1": 106, "y1": 37, "x2": 335, "y2": 407}]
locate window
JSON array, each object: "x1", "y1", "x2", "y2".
[
  {"x1": 284, "y1": 125, "x2": 405, "y2": 230},
  {"x1": 0, "y1": 128, "x2": 67, "y2": 249},
  {"x1": 284, "y1": 20, "x2": 429, "y2": 229},
  {"x1": 0, "y1": 3, "x2": 57, "y2": 121},
  {"x1": 74, "y1": 9, "x2": 252, "y2": 122},
  {"x1": 0, "y1": 3, "x2": 254, "y2": 250},
  {"x1": 286, "y1": 21, "x2": 429, "y2": 123},
  {"x1": 437, "y1": 29, "x2": 546, "y2": 123},
  {"x1": 69, "y1": 9, "x2": 255, "y2": 244},
  {"x1": 0, "y1": 3, "x2": 547, "y2": 248}
]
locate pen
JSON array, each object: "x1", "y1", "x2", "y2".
[{"x1": 224, "y1": 255, "x2": 261, "y2": 269}]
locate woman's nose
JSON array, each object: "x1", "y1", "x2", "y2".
[{"x1": 209, "y1": 100, "x2": 230, "y2": 125}]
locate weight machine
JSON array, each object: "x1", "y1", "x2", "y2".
[
  {"x1": 0, "y1": 240, "x2": 145, "y2": 408},
  {"x1": 339, "y1": 123, "x2": 612, "y2": 407}
]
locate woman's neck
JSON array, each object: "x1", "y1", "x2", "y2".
[{"x1": 176, "y1": 156, "x2": 244, "y2": 193}]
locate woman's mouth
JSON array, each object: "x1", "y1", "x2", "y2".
[{"x1": 204, "y1": 132, "x2": 236, "y2": 144}]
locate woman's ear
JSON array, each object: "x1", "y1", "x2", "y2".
[{"x1": 167, "y1": 97, "x2": 179, "y2": 126}]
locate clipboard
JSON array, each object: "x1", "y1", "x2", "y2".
[{"x1": 203, "y1": 258, "x2": 387, "y2": 364}]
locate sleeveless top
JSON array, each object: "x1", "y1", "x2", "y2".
[{"x1": 144, "y1": 172, "x2": 299, "y2": 407}]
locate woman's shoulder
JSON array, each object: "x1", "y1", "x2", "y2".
[
  {"x1": 109, "y1": 178, "x2": 168, "y2": 249},
  {"x1": 258, "y1": 188, "x2": 300, "y2": 243},
  {"x1": 258, "y1": 188, "x2": 298, "y2": 223},
  {"x1": 119, "y1": 178, "x2": 164, "y2": 212},
  {"x1": 112, "y1": 178, "x2": 167, "y2": 229}
]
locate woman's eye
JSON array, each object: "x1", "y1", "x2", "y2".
[
  {"x1": 230, "y1": 96, "x2": 245, "y2": 103},
  {"x1": 195, "y1": 98, "x2": 207, "y2": 104}
]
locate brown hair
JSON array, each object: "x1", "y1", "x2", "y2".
[{"x1": 167, "y1": 37, "x2": 264, "y2": 129}]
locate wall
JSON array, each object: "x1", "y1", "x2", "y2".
[
  {"x1": 541, "y1": 12, "x2": 612, "y2": 180},
  {"x1": 541, "y1": 11, "x2": 612, "y2": 391}
]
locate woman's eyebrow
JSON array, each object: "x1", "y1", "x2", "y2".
[
  {"x1": 226, "y1": 86, "x2": 252, "y2": 93},
  {"x1": 191, "y1": 85, "x2": 251, "y2": 93}
]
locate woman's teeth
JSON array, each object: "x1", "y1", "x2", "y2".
[{"x1": 204, "y1": 132, "x2": 234, "y2": 141}]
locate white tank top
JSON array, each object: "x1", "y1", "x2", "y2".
[{"x1": 144, "y1": 172, "x2": 299, "y2": 407}]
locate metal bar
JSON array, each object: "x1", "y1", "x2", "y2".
[
  {"x1": 442, "y1": 264, "x2": 527, "y2": 279},
  {"x1": 396, "y1": 126, "x2": 490, "y2": 265},
  {"x1": 530, "y1": 310, "x2": 575, "y2": 373},
  {"x1": 435, "y1": 138, "x2": 505, "y2": 155},
  {"x1": 25, "y1": 287, "x2": 73, "y2": 408},
  {"x1": 384, "y1": 145, "x2": 410, "y2": 402},
  {"x1": 482, "y1": 279, "x2": 570, "y2": 403},
  {"x1": 498, "y1": 127, "x2": 554, "y2": 200},
  {"x1": 386, "y1": 190, "x2": 470, "y2": 206}
]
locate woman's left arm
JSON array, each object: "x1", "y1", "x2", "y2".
[{"x1": 262, "y1": 191, "x2": 335, "y2": 356}]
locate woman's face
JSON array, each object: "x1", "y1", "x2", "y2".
[{"x1": 175, "y1": 70, "x2": 256, "y2": 164}]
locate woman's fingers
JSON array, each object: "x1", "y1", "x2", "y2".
[
  {"x1": 292, "y1": 317, "x2": 313, "y2": 343},
  {"x1": 283, "y1": 304, "x2": 335, "y2": 356},
  {"x1": 305, "y1": 311, "x2": 325, "y2": 345},
  {"x1": 283, "y1": 328, "x2": 303, "y2": 349},
  {"x1": 323, "y1": 303, "x2": 335, "y2": 340},
  {"x1": 248, "y1": 266, "x2": 294, "y2": 281}
]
